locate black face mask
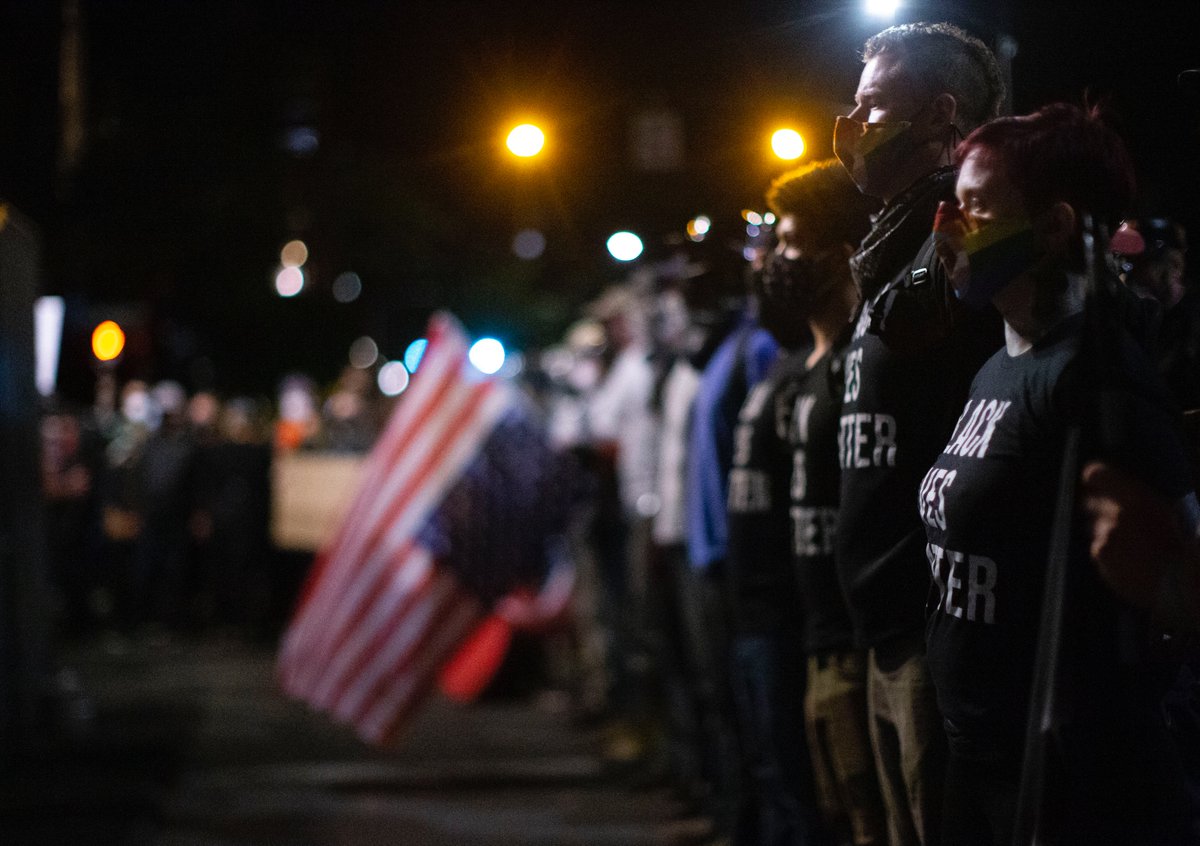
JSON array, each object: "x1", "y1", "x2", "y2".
[{"x1": 755, "y1": 252, "x2": 838, "y2": 348}]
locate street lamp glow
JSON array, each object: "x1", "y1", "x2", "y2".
[
  {"x1": 91, "y1": 320, "x2": 125, "y2": 362},
  {"x1": 606, "y1": 231, "x2": 644, "y2": 262},
  {"x1": 771, "y1": 128, "x2": 805, "y2": 160},
  {"x1": 864, "y1": 0, "x2": 900, "y2": 19},
  {"x1": 686, "y1": 215, "x2": 711, "y2": 241},
  {"x1": 468, "y1": 337, "x2": 506, "y2": 375},
  {"x1": 506, "y1": 123, "x2": 545, "y2": 157}
]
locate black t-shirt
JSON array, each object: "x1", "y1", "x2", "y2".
[
  {"x1": 837, "y1": 243, "x2": 1002, "y2": 647},
  {"x1": 921, "y1": 314, "x2": 1195, "y2": 762},
  {"x1": 789, "y1": 337, "x2": 856, "y2": 654},
  {"x1": 727, "y1": 353, "x2": 805, "y2": 634}
]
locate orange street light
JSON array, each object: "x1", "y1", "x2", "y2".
[
  {"x1": 91, "y1": 320, "x2": 125, "y2": 362},
  {"x1": 771, "y1": 128, "x2": 805, "y2": 161},
  {"x1": 506, "y1": 123, "x2": 545, "y2": 157}
]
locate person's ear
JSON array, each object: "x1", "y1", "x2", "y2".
[
  {"x1": 928, "y1": 92, "x2": 958, "y2": 132},
  {"x1": 1039, "y1": 201, "x2": 1077, "y2": 252}
]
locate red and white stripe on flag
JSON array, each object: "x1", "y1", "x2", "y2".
[{"x1": 276, "y1": 312, "x2": 511, "y2": 744}]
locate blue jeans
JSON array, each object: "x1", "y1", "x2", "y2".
[{"x1": 731, "y1": 632, "x2": 829, "y2": 846}]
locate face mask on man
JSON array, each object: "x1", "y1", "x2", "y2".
[
  {"x1": 833, "y1": 101, "x2": 957, "y2": 198},
  {"x1": 833, "y1": 115, "x2": 916, "y2": 197},
  {"x1": 934, "y1": 200, "x2": 1039, "y2": 310}
]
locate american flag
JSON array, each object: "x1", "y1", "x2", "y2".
[{"x1": 276, "y1": 313, "x2": 513, "y2": 743}]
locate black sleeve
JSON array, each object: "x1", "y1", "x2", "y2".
[{"x1": 868, "y1": 235, "x2": 999, "y2": 356}]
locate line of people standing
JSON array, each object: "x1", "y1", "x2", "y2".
[{"x1": 552, "y1": 21, "x2": 1200, "y2": 846}]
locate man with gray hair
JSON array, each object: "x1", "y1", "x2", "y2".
[{"x1": 830, "y1": 22, "x2": 1004, "y2": 846}]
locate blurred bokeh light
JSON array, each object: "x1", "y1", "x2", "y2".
[
  {"x1": 275, "y1": 266, "x2": 305, "y2": 297},
  {"x1": 280, "y1": 239, "x2": 309, "y2": 268},
  {"x1": 332, "y1": 271, "x2": 363, "y2": 303},
  {"x1": 91, "y1": 320, "x2": 126, "y2": 362},
  {"x1": 512, "y1": 228, "x2": 547, "y2": 260},
  {"x1": 468, "y1": 337, "x2": 506, "y2": 375},
  {"x1": 348, "y1": 336, "x2": 379, "y2": 369},
  {"x1": 606, "y1": 231, "x2": 643, "y2": 262},
  {"x1": 404, "y1": 338, "x2": 428, "y2": 373},
  {"x1": 377, "y1": 360, "x2": 411, "y2": 396}
]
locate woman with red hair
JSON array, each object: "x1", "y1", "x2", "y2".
[{"x1": 920, "y1": 103, "x2": 1197, "y2": 845}]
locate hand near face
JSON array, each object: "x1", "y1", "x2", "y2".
[{"x1": 933, "y1": 200, "x2": 971, "y2": 296}]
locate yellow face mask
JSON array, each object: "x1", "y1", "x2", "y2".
[{"x1": 832, "y1": 115, "x2": 915, "y2": 197}]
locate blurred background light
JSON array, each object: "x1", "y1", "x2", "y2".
[
  {"x1": 348, "y1": 335, "x2": 379, "y2": 369},
  {"x1": 468, "y1": 337, "x2": 506, "y2": 375},
  {"x1": 512, "y1": 228, "x2": 547, "y2": 260},
  {"x1": 496, "y1": 350, "x2": 525, "y2": 379},
  {"x1": 91, "y1": 320, "x2": 125, "y2": 362},
  {"x1": 771, "y1": 128, "x2": 805, "y2": 160},
  {"x1": 34, "y1": 295, "x2": 65, "y2": 396},
  {"x1": 686, "y1": 215, "x2": 711, "y2": 242},
  {"x1": 742, "y1": 209, "x2": 763, "y2": 226},
  {"x1": 377, "y1": 360, "x2": 410, "y2": 396},
  {"x1": 864, "y1": 0, "x2": 900, "y2": 19},
  {"x1": 280, "y1": 239, "x2": 309, "y2": 268},
  {"x1": 275, "y1": 266, "x2": 304, "y2": 297},
  {"x1": 404, "y1": 338, "x2": 428, "y2": 372},
  {"x1": 506, "y1": 123, "x2": 545, "y2": 157},
  {"x1": 606, "y1": 231, "x2": 643, "y2": 262},
  {"x1": 283, "y1": 126, "x2": 320, "y2": 157},
  {"x1": 332, "y1": 271, "x2": 362, "y2": 303}
]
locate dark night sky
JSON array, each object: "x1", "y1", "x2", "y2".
[{"x1": 2, "y1": 1, "x2": 1198, "y2": 401}]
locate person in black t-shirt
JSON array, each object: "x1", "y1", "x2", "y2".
[
  {"x1": 723, "y1": 160, "x2": 878, "y2": 846},
  {"x1": 830, "y1": 22, "x2": 1005, "y2": 846},
  {"x1": 757, "y1": 160, "x2": 887, "y2": 845},
  {"x1": 922, "y1": 103, "x2": 1198, "y2": 846}
]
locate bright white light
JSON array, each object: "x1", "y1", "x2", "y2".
[
  {"x1": 348, "y1": 336, "x2": 378, "y2": 369},
  {"x1": 506, "y1": 124, "x2": 545, "y2": 157},
  {"x1": 333, "y1": 271, "x2": 362, "y2": 303},
  {"x1": 469, "y1": 337, "x2": 506, "y2": 375},
  {"x1": 771, "y1": 128, "x2": 805, "y2": 160},
  {"x1": 686, "y1": 215, "x2": 711, "y2": 241},
  {"x1": 742, "y1": 210, "x2": 763, "y2": 226},
  {"x1": 513, "y1": 228, "x2": 546, "y2": 260},
  {"x1": 864, "y1": 0, "x2": 900, "y2": 18},
  {"x1": 606, "y1": 231, "x2": 644, "y2": 262},
  {"x1": 764, "y1": 212, "x2": 777, "y2": 225},
  {"x1": 377, "y1": 361, "x2": 410, "y2": 396},
  {"x1": 404, "y1": 338, "x2": 428, "y2": 372},
  {"x1": 34, "y1": 296, "x2": 65, "y2": 397},
  {"x1": 275, "y1": 266, "x2": 304, "y2": 297}
]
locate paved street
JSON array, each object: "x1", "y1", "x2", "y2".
[{"x1": 1, "y1": 636, "x2": 712, "y2": 846}]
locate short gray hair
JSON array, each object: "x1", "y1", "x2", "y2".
[{"x1": 863, "y1": 22, "x2": 1005, "y2": 133}]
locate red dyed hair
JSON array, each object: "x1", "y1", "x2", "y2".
[{"x1": 956, "y1": 103, "x2": 1136, "y2": 230}]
